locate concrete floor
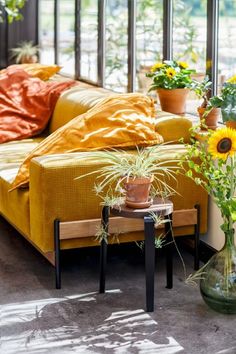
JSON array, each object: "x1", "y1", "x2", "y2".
[{"x1": 0, "y1": 216, "x2": 236, "y2": 354}]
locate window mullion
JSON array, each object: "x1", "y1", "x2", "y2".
[
  {"x1": 75, "y1": 0, "x2": 81, "y2": 79},
  {"x1": 163, "y1": 0, "x2": 173, "y2": 61},
  {"x1": 98, "y1": 0, "x2": 106, "y2": 87},
  {"x1": 54, "y1": 0, "x2": 59, "y2": 65},
  {"x1": 128, "y1": 0, "x2": 136, "y2": 92},
  {"x1": 207, "y1": 0, "x2": 219, "y2": 96}
]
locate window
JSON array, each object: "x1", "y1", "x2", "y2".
[
  {"x1": 105, "y1": 0, "x2": 128, "y2": 92},
  {"x1": 80, "y1": 0, "x2": 98, "y2": 82},
  {"x1": 38, "y1": 0, "x2": 228, "y2": 105},
  {"x1": 136, "y1": 0, "x2": 163, "y2": 94},
  {"x1": 58, "y1": 0, "x2": 75, "y2": 76},
  {"x1": 218, "y1": 1, "x2": 236, "y2": 90},
  {"x1": 39, "y1": 0, "x2": 55, "y2": 64},
  {"x1": 173, "y1": 0, "x2": 207, "y2": 113}
]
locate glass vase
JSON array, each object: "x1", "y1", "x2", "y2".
[{"x1": 200, "y1": 229, "x2": 236, "y2": 314}]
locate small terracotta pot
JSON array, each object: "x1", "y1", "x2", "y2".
[
  {"x1": 198, "y1": 107, "x2": 221, "y2": 130},
  {"x1": 226, "y1": 121, "x2": 236, "y2": 130},
  {"x1": 20, "y1": 55, "x2": 38, "y2": 64},
  {"x1": 157, "y1": 88, "x2": 189, "y2": 115},
  {"x1": 124, "y1": 175, "x2": 153, "y2": 209}
]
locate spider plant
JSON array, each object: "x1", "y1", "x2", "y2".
[{"x1": 75, "y1": 144, "x2": 180, "y2": 208}]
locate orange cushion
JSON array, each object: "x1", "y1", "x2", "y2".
[
  {"x1": 11, "y1": 93, "x2": 163, "y2": 189},
  {"x1": 0, "y1": 66, "x2": 75, "y2": 144},
  {"x1": 0, "y1": 64, "x2": 61, "y2": 81}
]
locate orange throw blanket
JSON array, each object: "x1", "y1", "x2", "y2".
[
  {"x1": 0, "y1": 66, "x2": 75, "y2": 144},
  {"x1": 11, "y1": 93, "x2": 163, "y2": 189}
]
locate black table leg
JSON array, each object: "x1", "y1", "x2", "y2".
[
  {"x1": 54, "y1": 219, "x2": 61, "y2": 289},
  {"x1": 144, "y1": 216, "x2": 155, "y2": 312},
  {"x1": 165, "y1": 214, "x2": 173, "y2": 289},
  {"x1": 99, "y1": 206, "x2": 109, "y2": 293}
]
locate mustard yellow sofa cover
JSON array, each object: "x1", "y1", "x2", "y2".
[{"x1": 0, "y1": 82, "x2": 208, "y2": 264}]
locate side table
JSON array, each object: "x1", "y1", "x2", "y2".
[{"x1": 99, "y1": 198, "x2": 173, "y2": 312}]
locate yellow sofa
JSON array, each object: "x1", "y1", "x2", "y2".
[{"x1": 0, "y1": 81, "x2": 208, "y2": 268}]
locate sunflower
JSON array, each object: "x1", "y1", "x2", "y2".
[
  {"x1": 151, "y1": 62, "x2": 165, "y2": 72},
  {"x1": 227, "y1": 75, "x2": 236, "y2": 84},
  {"x1": 177, "y1": 61, "x2": 188, "y2": 69},
  {"x1": 166, "y1": 67, "x2": 176, "y2": 78},
  {"x1": 208, "y1": 127, "x2": 236, "y2": 160}
]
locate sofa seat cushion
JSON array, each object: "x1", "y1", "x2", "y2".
[{"x1": 0, "y1": 138, "x2": 44, "y2": 237}]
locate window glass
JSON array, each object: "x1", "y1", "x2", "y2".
[
  {"x1": 39, "y1": 0, "x2": 55, "y2": 64},
  {"x1": 173, "y1": 0, "x2": 207, "y2": 114},
  {"x1": 105, "y1": 0, "x2": 128, "y2": 92},
  {"x1": 80, "y1": 0, "x2": 98, "y2": 82},
  {"x1": 218, "y1": 1, "x2": 236, "y2": 90},
  {"x1": 136, "y1": 0, "x2": 163, "y2": 94},
  {"x1": 58, "y1": 0, "x2": 75, "y2": 76}
]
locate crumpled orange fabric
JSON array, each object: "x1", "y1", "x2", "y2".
[
  {"x1": 0, "y1": 66, "x2": 75, "y2": 144},
  {"x1": 11, "y1": 93, "x2": 163, "y2": 189}
]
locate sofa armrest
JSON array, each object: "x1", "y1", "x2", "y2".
[
  {"x1": 155, "y1": 112, "x2": 193, "y2": 143},
  {"x1": 29, "y1": 148, "x2": 208, "y2": 253}
]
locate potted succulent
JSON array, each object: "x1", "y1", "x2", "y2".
[
  {"x1": 10, "y1": 41, "x2": 39, "y2": 64},
  {"x1": 146, "y1": 60, "x2": 196, "y2": 114},
  {"x1": 193, "y1": 76, "x2": 221, "y2": 130},
  {"x1": 75, "y1": 145, "x2": 180, "y2": 209}
]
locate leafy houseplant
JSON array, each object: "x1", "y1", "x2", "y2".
[
  {"x1": 146, "y1": 60, "x2": 195, "y2": 114},
  {"x1": 181, "y1": 126, "x2": 236, "y2": 313},
  {"x1": 0, "y1": 0, "x2": 26, "y2": 23},
  {"x1": 76, "y1": 145, "x2": 180, "y2": 210},
  {"x1": 10, "y1": 41, "x2": 39, "y2": 64},
  {"x1": 201, "y1": 75, "x2": 236, "y2": 128},
  {"x1": 192, "y1": 76, "x2": 221, "y2": 130}
]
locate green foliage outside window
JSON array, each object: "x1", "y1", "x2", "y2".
[{"x1": 0, "y1": 0, "x2": 26, "y2": 23}]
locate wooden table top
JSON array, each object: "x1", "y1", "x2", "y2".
[{"x1": 110, "y1": 198, "x2": 173, "y2": 219}]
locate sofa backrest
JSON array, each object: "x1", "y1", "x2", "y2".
[{"x1": 49, "y1": 82, "x2": 112, "y2": 133}]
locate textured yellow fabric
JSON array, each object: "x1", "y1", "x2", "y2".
[
  {"x1": 28, "y1": 146, "x2": 208, "y2": 252},
  {"x1": 155, "y1": 114, "x2": 192, "y2": 143},
  {"x1": 0, "y1": 138, "x2": 44, "y2": 236},
  {"x1": 0, "y1": 64, "x2": 62, "y2": 81},
  {"x1": 49, "y1": 86, "x2": 111, "y2": 132},
  {"x1": 11, "y1": 93, "x2": 163, "y2": 189},
  {"x1": 0, "y1": 177, "x2": 30, "y2": 236}
]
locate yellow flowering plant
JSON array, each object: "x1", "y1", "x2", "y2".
[
  {"x1": 180, "y1": 126, "x2": 236, "y2": 234},
  {"x1": 146, "y1": 60, "x2": 195, "y2": 90}
]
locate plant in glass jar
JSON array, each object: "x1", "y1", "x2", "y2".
[
  {"x1": 146, "y1": 60, "x2": 196, "y2": 114},
  {"x1": 180, "y1": 126, "x2": 236, "y2": 314}
]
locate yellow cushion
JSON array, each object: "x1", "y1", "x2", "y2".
[
  {"x1": 49, "y1": 86, "x2": 111, "y2": 132},
  {"x1": 155, "y1": 113, "x2": 192, "y2": 143},
  {"x1": 0, "y1": 64, "x2": 61, "y2": 81},
  {"x1": 11, "y1": 93, "x2": 163, "y2": 189}
]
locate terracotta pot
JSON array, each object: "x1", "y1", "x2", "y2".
[
  {"x1": 20, "y1": 55, "x2": 38, "y2": 64},
  {"x1": 157, "y1": 88, "x2": 189, "y2": 114},
  {"x1": 226, "y1": 121, "x2": 236, "y2": 129},
  {"x1": 124, "y1": 175, "x2": 153, "y2": 209},
  {"x1": 198, "y1": 107, "x2": 221, "y2": 130}
]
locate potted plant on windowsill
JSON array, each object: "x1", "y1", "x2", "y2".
[
  {"x1": 146, "y1": 60, "x2": 196, "y2": 115},
  {"x1": 75, "y1": 145, "x2": 180, "y2": 209},
  {"x1": 196, "y1": 75, "x2": 236, "y2": 130},
  {"x1": 192, "y1": 76, "x2": 221, "y2": 130},
  {"x1": 10, "y1": 41, "x2": 39, "y2": 64}
]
